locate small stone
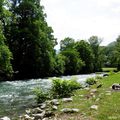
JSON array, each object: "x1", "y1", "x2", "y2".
[
  {"x1": 51, "y1": 99, "x2": 60, "y2": 105},
  {"x1": 72, "y1": 109, "x2": 79, "y2": 113},
  {"x1": 84, "y1": 87, "x2": 90, "y2": 90},
  {"x1": 61, "y1": 108, "x2": 79, "y2": 113},
  {"x1": 26, "y1": 109, "x2": 31, "y2": 114},
  {"x1": 42, "y1": 118, "x2": 49, "y2": 120},
  {"x1": 23, "y1": 114, "x2": 34, "y2": 120},
  {"x1": 90, "y1": 89, "x2": 97, "y2": 93},
  {"x1": 52, "y1": 105, "x2": 58, "y2": 110},
  {"x1": 32, "y1": 111, "x2": 45, "y2": 119},
  {"x1": 62, "y1": 98, "x2": 73, "y2": 102},
  {"x1": 61, "y1": 108, "x2": 72, "y2": 113},
  {"x1": 40, "y1": 103, "x2": 47, "y2": 109},
  {"x1": 32, "y1": 107, "x2": 43, "y2": 114},
  {"x1": 45, "y1": 111, "x2": 55, "y2": 117},
  {"x1": 90, "y1": 105, "x2": 98, "y2": 110},
  {"x1": 0, "y1": 117, "x2": 11, "y2": 120}
]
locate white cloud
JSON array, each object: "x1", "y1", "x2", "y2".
[{"x1": 41, "y1": 0, "x2": 120, "y2": 48}]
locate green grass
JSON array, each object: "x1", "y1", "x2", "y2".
[
  {"x1": 102, "y1": 67, "x2": 117, "y2": 72},
  {"x1": 55, "y1": 73, "x2": 120, "y2": 120}
]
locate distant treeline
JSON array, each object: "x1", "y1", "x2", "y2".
[{"x1": 0, "y1": 0, "x2": 120, "y2": 80}]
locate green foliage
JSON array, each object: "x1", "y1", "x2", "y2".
[
  {"x1": 6, "y1": 0, "x2": 56, "y2": 79},
  {"x1": 0, "y1": 24, "x2": 13, "y2": 79},
  {"x1": 33, "y1": 87, "x2": 50, "y2": 103},
  {"x1": 61, "y1": 50, "x2": 84, "y2": 75},
  {"x1": 60, "y1": 37, "x2": 75, "y2": 51},
  {"x1": 88, "y1": 36, "x2": 103, "y2": 72},
  {"x1": 115, "y1": 35, "x2": 120, "y2": 70},
  {"x1": 95, "y1": 75, "x2": 103, "y2": 80},
  {"x1": 75, "y1": 40, "x2": 94, "y2": 73},
  {"x1": 86, "y1": 77, "x2": 97, "y2": 85},
  {"x1": 53, "y1": 54, "x2": 65, "y2": 76},
  {"x1": 104, "y1": 42, "x2": 117, "y2": 67},
  {"x1": 51, "y1": 78, "x2": 82, "y2": 98}
]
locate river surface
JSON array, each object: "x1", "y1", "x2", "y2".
[{"x1": 0, "y1": 74, "x2": 98, "y2": 118}]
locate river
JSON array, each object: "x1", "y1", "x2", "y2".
[{"x1": 0, "y1": 74, "x2": 98, "y2": 118}]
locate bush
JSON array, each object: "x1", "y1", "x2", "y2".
[
  {"x1": 33, "y1": 88, "x2": 51, "y2": 103},
  {"x1": 86, "y1": 77, "x2": 97, "y2": 85},
  {"x1": 51, "y1": 78, "x2": 82, "y2": 98},
  {"x1": 95, "y1": 75, "x2": 103, "y2": 80}
]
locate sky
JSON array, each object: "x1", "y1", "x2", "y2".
[{"x1": 41, "y1": 0, "x2": 120, "y2": 48}]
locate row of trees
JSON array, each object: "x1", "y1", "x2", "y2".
[
  {"x1": 0, "y1": 0, "x2": 120, "y2": 80},
  {"x1": 58, "y1": 36, "x2": 103, "y2": 75}
]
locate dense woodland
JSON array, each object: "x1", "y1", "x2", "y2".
[{"x1": 0, "y1": 0, "x2": 120, "y2": 80}]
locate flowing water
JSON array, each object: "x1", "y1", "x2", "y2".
[{"x1": 0, "y1": 74, "x2": 98, "y2": 118}]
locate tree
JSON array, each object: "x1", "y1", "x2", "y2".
[
  {"x1": 104, "y1": 41, "x2": 117, "y2": 67},
  {"x1": 88, "y1": 36, "x2": 102, "y2": 72},
  {"x1": 75, "y1": 40, "x2": 94, "y2": 73},
  {"x1": 60, "y1": 37, "x2": 75, "y2": 51},
  {"x1": 6, "y1": 0, "x2": 56, "y2": 79},
  {"x1": 0, "y1": 0, "x2": 13, "y2": 80},
  {"x1": 115, "y1": 36, "x2": 120, "y2": 70},
  {"x1": 0, "y1": 24, "x2": 13, "y2": 80},
  {"x1": 53, "y1": 54, "x2": 65, "y2": 76},
  {"x1": 61, "y1": 50, "x2": 84, "y2": 75}
]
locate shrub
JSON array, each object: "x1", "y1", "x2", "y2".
[
  {"x1": 33, "y1": 88, "x2": 50, "y2": 103},
  {"x1": 86, "y1": 77, "x2": 97, "y2": 85},
  {"x1": 51, "y1": 78, "x2": 82, "y2": 98},
  {"x1": 95, "y1": 75, "x2": 103, "y2": 80}
]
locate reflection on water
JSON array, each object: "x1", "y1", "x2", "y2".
[{"x1": 0, "y1": 74, "x2": 98, "y2": 118}]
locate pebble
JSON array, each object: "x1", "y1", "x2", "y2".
[
  {"x1": 90, "y1": 105, "x2": 98, "y2": 110},
  {"x1": 62, "y1": 98, "x2": 73, "y2": 102}
]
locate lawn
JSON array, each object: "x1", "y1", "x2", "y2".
[
  {"x1": 102, "y1": 67, "x2": 117, "y2": 72},
  {"x1": 55, "y1": 72, "x2": 120, "y2": 120}
]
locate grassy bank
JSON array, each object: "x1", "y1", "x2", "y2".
[
  {"x1": 55, "y1": 73, "x2": 120, "y2": 120},
  {"x1": 102, "y1": 67, "x2": 117, "y2": 72}
]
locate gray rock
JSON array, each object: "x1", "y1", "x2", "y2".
[
  {"x1": 61, "y1": 108, "x2": 79, "y2": 113},
  {"x1": 52, "y1": 105, "x2": 58, "y2": 110},
  {"x1": 61, "y1": 108, "x2": 72, "y2": 113},
  {"x1": 32, "y1": 107, "x2": 43, "y2": 114},
  {"x1": 112, "y1": 83, "x2": 120, "y2": 90},
  {"x1": 62, "y1": 98, "x2": 73, "y2": 102},
  {"x1": 32, "y1": 111, "x2": 45, "y2": 119},
  {"x1": 72, "y1": 109, "x2": 79, "y2": 113},
  {"x1": 42, "y1": 118, "x2": 49, "y2": 120},
  {"x1": 51, "y1": 99, "x2": 60, "y2": 105},
  {"x1": 26, "y1": 109, "x2": 31, "y2": 114},
  {"x1": 45, "y1": 111, "x2": 55, "y2": 117},
  {"x1": 103, "y1": 73, "x2": 109, "y2": 77},
  {"x1": 0, "y1": 117, "x2": 11, "y2": 120},
  {"x1": 90, "y1": 105, "x2": 98, "y2": 110},
  {"x1": 23, "y1": 114, "x2": 34, "y2": 120},
  {"x1": 84, "y1": 87, "x2": 90, "y2": 90},
  {"x1": 40, "y1": 103, "x2": 47, "y2": 109},
  {"x1": 90, "y1": 89, "x2": 97, "y2": 93}
]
